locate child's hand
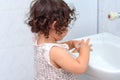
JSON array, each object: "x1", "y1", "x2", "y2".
[
  {"x1": 77, "y1": 38, "x2": 92, "y2": 54},
  {"x1": 72, "y1": 40, "x2": 81, "y2": 49},
  {"x1": 71, "y1": 40, "x2": 82, "y2": 53}
]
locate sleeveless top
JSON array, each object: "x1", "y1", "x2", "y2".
[{"x1": 33, "y1": 35, "x2": 79, "y2": 80}]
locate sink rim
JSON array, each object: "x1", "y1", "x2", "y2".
[{"x1": 71, "y1": 32, "x2": 120, "y2": 74}]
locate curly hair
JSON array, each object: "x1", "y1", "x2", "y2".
[{"x1": 26, "y1": 0, "x2": 76, "y2": 38}]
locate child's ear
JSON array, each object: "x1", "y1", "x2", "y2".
[{"x1": 51, "y1": 21, "x2": 56, "y2": 29}]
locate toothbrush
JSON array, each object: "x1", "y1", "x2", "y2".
[
  {"x1": 71, "y1": 48, "x2": 78, "y2": 53},
  {"x1": 71, "y1": 44, "x2": 80, "y2": 53}
]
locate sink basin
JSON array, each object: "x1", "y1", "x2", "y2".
[{"x1": 71, "y1": 33, "x2": 120, "y2": 80}]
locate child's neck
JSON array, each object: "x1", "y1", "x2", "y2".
[{"x1": 37, "y1": 34, "x2": 57, "y2": 45}]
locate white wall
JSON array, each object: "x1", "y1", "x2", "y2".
[
  {"x1": 0, "y1": 0, "x2": 97, "y2": 80},
  {"x1": 0, "y1": 0, "x2": 34, "y2": 80},
  {"x1": 99, "y1": 0, "x2": 120, "y2": 37},
  {"x1": 63, "y1": 0, "x2": 97, "y2": 40}
]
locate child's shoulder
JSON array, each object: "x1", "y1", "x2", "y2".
[
  {"x1": 49, "y1": 43, "x2": 69, "y2": 57},
  {"x1": 50, "y1": 43, "x2": 69, "y2": 50},
  {"x1": 34, "y1": 41, "x2": 69, "y2": 49}
]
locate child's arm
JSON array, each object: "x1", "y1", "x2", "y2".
[
  {"x1": 60, "y1": 40, "x2": 81, "y2": 50},
  {"x1": 60, "y1": 40, "x2": 74, "y2": 49},
  {"x1": 50, "y1": 38, "x2": 92, "y2": 74}
]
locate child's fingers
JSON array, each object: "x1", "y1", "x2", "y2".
[
  {"x1": 89, "y1": 44, "x2": 92, "y2": 47},
  {"x1": 82, "y1": 38, "x2": 90, "y2": 45},
  {"x1": 89, "y1": 44, "x2": 93, "y2": 51},
  {"x1": 80, "y1": 39, "x2": 84, "y2": 43},
  {"x1": 86, "y1": 38, "x2": 90, "y2": 44},
  {"x1": 79, "y1": 39, "x2": 84, "y2": 46},
  {"x1": 90, "y1": 48, "x2": 93, "y2": 51}
]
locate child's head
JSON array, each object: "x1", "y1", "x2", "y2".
[{"x1": 27, "y1": 0, "x2": 76, "y2": 38}]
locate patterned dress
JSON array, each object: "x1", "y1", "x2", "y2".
[{"x1": 33, "y1": 36, "x2": 79, "y2": 80}]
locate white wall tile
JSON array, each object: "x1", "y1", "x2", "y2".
[
  {"x1": 63, "y1": 0, "x2": 97, "y2": 41},
  {"x1": 0, "y1": 46, "x2": 34, "y2": 80},
  {"x1": 0, "y1": 0, "x2": 33, "y2": 80},
  {"x1": 0, "y1": 9, "x2": 32, "y2": 49},
  {"x1": 0, "y1": 0, "x2": 32, "y2": 10},
  {"x1": 99, "y1": 0, "x2": 120, "y2": 37}
]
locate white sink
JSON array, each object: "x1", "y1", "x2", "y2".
[{"x1": 71, "y1": 33, "x2": 120, "y2": 80}]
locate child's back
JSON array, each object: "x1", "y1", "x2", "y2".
[{"x1": 34, "y1": 39, "x2": 78, "y2": 80}]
